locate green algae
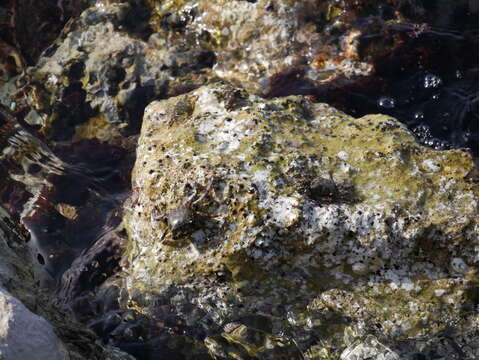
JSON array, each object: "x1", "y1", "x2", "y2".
[{"x1": 123, "y1": 82, "x2": 479, "y2": 358}]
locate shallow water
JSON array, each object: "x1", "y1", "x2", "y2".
[
  {"x1": 0, "y1": 110, "x2": 133, "y2": 290},
  {"x1": 315, "y1": 9, "x2": 479, "y2": 153}
]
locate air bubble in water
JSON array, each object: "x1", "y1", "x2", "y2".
[
  {"x1": 414, "y1": 111, "x2": 424, "y2": 121},
  {"x1": 424, "y1": 74, "x2": 442, "y2": 88},
  {"x1": 378, "y1": 96, "x2": 395, "y2": 109}
]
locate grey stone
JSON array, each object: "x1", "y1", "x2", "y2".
[{"x1": 0, "y1": 287, "x2": 68, "y2": 360}]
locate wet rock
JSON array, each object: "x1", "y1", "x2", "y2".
[
  {"x1": 0, "y1": 5, "x2": 150, "y2": 357},
  {"x1": 1, "y1": 1, "x2": 479, "y2": 359},
  {"x1": 0, "y1": 0, "x2": 88, "y2": 65},
  {"x1": 307, "y1": 1, "x2": 479, "y2": 154},
  {"x1": 340, "y1": 335, "x2": 399, "y2": 360},
  {"x1": 0, "y1": 105, "x2": 137, "y2": 359},
  {"x1": 143, "y1": 0, "x2": 479, "y2": 154},
  {"x1": 58, "y1": 226, "x2": 126, "y2": 303},
  {"x1": 2, "y1": 0, "x2": 213, "y2": 144},
  {"x1": 0, "y1": 286, "x2": 68, "y2": 360},
  {"x1": 144, "y1": 1, "x2": 474, "y2": 96},
  {"x1": 124, "y1": 82, "x2": 479, "y2": 358},
  {"x1": 146, "y1": 0, "x2": 378, "y2": 95}
]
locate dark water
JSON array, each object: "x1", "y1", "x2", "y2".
[
  {"x1": 266, "y1": 2, "x2": 479, "y2": 155},
  {"x1": 0, "y1": 116, "x2": 134, "y2": 295},
  {"x1": 321, "y1": 22, "x2": 479, "y2": 153},
  {"x1": 0, "y1": 110, "x2": 147, "y2": 353}
]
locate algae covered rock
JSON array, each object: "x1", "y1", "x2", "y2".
[
  {"x1": 340, "y1": 335, "x2": 399, "y2": 360},
  {"x1": 124, "y1": 81, "x2": 479, "y2": 358},
  {"x1": 146, "y1": 0, "x2": 375, "y2": 95},
  {"x1": 3, "y1": 0, "x2": 214, "y2": 143}
]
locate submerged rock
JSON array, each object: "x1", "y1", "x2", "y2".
[
  {"x1": 1, "y1": 1, "x2": 479, "y2": 359},
  {"x1": 124, "y1": 81, "x2": 479, "y2": 358},
  {"x1": 0, "y1": 216, "x2": 137, "y2": 360},
  {"x1": 146, "y1": 0, "x2": 375, "y2": 95}
]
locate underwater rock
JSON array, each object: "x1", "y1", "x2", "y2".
[
  {"x1": 303, "y1": 0, "x2": 479, "y2": 154},
  {"x1": 144, "y1": 0, "x2": 474, "y2": 95},
  {"x1": 0, "y1": 106, "x2": 138, "y2": 359},
  {"x1": 124, "y1": 81, "x2": 479, "y2": 358}
]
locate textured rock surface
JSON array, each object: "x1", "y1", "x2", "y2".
[
  {"x1": 145, "y1": 0, "x2": 374, "y2": 95},
  {"x1": 10, "y1": 1, "x2": 213, "y2": 142},
  {"x1": 340, "y1": 336, "x2": 400, "y2": 360},
  {"x1": 0, "y1": 0, "x2": 216, "y2": 144},
  {"x1": 0, "y1": 286, "x2": 68, "y2": 360},
  {"x1": 145, "y1": 0, "x2": 477, "y2": 98},
  {"x1": 125, "y1": 81, "x2": 479, "y2": 358}
]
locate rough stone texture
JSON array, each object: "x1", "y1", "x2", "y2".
[
  {"x1": 124, "y1": 81, "x2": 479, "y2": 358},
  {"x1": 0, "y1": 286, "x2": 68, "y2": 360},
  {"x1": 145, "y1": 0, "x2": 477, "y2": 98},
  {"x1": 0, "y1": 1, "x2": 479, "y2": 359},
  {"x1": 146, "y1": 0, "x2": 374, "y2": 95},
  {"x1": 1, "y1": 0, "x2": 213, "y2": 144},
  {"x1": 340, "y1": 335, "x2": 399, "y2": 360}
]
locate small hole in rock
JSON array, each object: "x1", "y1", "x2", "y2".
[
  {"x1": 28, "y1": 164, "x2": 42, "y2": 175},
  {"x1": 37, "y1": 253, "x2": 45, "y2": 265}
]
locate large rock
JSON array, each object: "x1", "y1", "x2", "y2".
[
  {"x1": 1, "y1": 1, "x2": 478, "y2": 359},
  {"x1": 0, "y1": 286, "x2": 68, "y2": 360},
  {"x1": 124, "y1": 81, "x2": 479, "y2": 358},
  {"x1": 146, "y1": 0, "x2": 374, "y2": 95},
  {"x1": 1, "y1": 1, "x2": 214, "y2": 143}
]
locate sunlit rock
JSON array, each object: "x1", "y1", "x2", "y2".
[{"x1": 124, "y1": 81, "x2": 479, "y2": 358}]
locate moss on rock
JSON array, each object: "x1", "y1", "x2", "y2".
[{"x1": 123, "y1": 81, "x2": 479, "y2": 358}]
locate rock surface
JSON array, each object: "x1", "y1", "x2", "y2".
[
  {"x1": 145, "y1": 0, "x2": 374, "y2": 95},
  {"x1": 8, "y1": 0, "x2": 213, "y2": 142},
  {"x1": 0, "y1": 286, "x2": 68, "y2": 360},
  {"x1": 124, "y1": 81, "x2": 479, "y2": 358},
  {"x1": 340, "y1": 336, "x2": 399, "y2": 360}
]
